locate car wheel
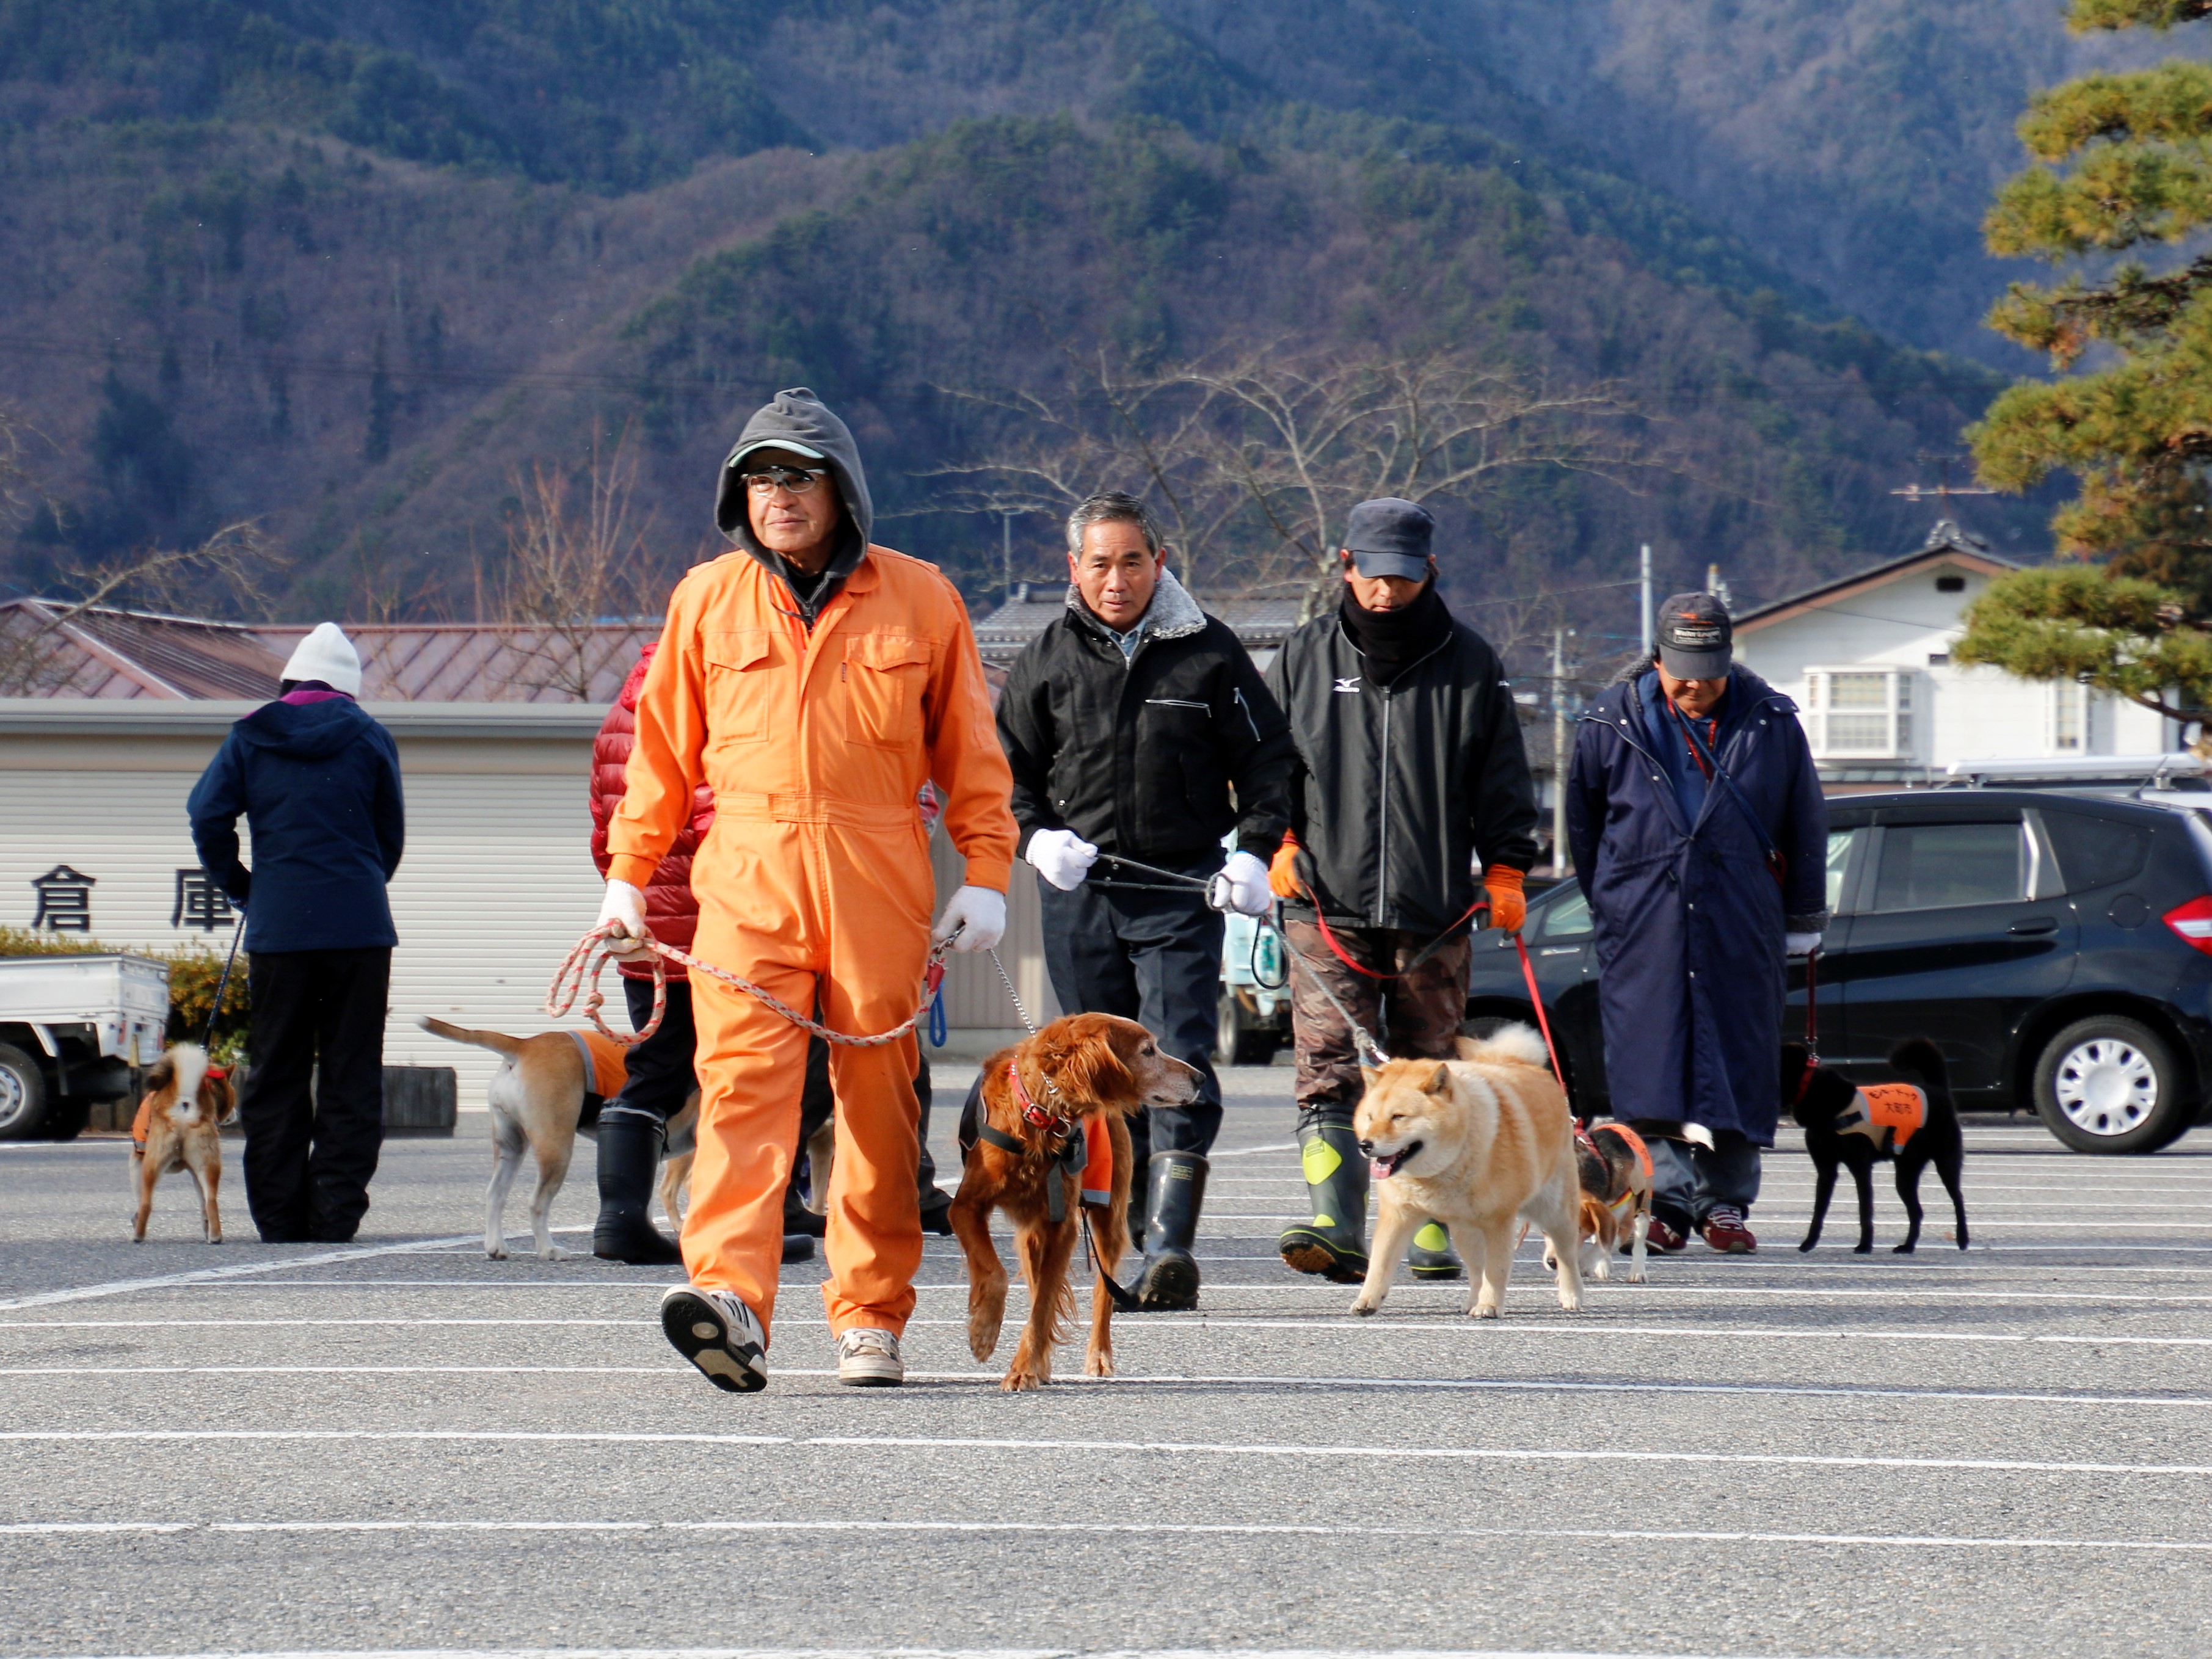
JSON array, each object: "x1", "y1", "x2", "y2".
[
  {"x1": 1216, "y1": 991, "x2": 1276, "y2": 1067},
  {"x1": 2032, "y1": 1015, "x2": 2194, "y2": 1154},
  {"x1": 0, "y1": 1044, "x2": 47, "y2": 1141}
]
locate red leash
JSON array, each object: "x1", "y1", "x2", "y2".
[{"x1": 1513, "y1": 931, "x2": 1570, "y2": 1096}]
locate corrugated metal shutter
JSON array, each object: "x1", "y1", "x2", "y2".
[
  {"x1": 2, "y1": 742, "x2": 1063, "y2": 1110},
  {"x1": 0, "y1": 760, "x2": 605, "y2": 1109}
]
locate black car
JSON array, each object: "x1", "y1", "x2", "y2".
[{"x1": 1467, "y1": 788, "x2": 2212, "y2": 1153}]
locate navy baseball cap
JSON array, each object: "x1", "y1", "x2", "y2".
[
  {"x1": 1342, "y1": 498, "x2": 1435, "y2": 581},
  {"x1": 1656, "y1": 592, "x2": 1733, "y2": 678}
]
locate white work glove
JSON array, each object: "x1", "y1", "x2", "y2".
[
  {"x1": 596, "y1": 879, "x2": 653, "y2": 960},
  {"x1": 1786, "y1": 932, "x2": 1823, "y2": 957},
  {"x1": 1208, "y1": 850, "x2": 1273, "y2": 917},
  {"x1": 933, "y1": 885, "x2": 1006, "y2": 953},
  {"x1": 1025, "y1": 827, "x2": 1099, "y2": 891}
]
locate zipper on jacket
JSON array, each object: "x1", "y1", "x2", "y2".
[
  {"x1": 1362, "y1": 628, "x2": 1453, "y2": 928},
  {"x1": 1375, "y1": 692, "x2": 1391, "y2": 925}
]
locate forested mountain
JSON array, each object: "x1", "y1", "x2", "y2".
[{"x1": 0, "y1": 1, "x2": 2101, "y2": 648}]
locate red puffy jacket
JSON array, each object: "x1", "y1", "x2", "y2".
[{"x1": 591, "y1": 644, "x2": 714, "y2": 980}]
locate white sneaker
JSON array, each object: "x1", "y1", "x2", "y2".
[
  {"x1": 660, "y1": 1286, "x2": 769, "y2": 1393},
  {"x1": 835, "y1": 1326, "x2": 904, "y2": 1387}
]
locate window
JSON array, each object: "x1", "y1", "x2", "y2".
[
  {"x1": 1805, "y1": 668, "x2": 1916, "y2": 760},
  {"x1": 1936, "y1": 575, "x2": 1966, "y2": 593},
  {"x1": 2040, "y1": 809, "x2": 2153, "y2": 893},
  {"x1": 1825, "y1": 827, "x2": 1864, "y2": 913},
  {"x1": 1871, "y1": 821, "x2": 2027, "y2": 912},
  {"x1": 1533, "y1": 885, "x2": 1593, "y2": 941},
  {"x1": 2052, "y1": 681, "x2": 2087, "y2": 752}
]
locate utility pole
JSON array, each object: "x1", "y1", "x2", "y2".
[
  {"x1": 1002, "y1": 513, "x2": 1014, "y2": 601},
  {"x1": 1551, "y1": 628, "x2": 1571, "y2": 875},
  {"x1": 1639, "y1": 544, "x2": 1653, "y2": 658},
  {"x1": 1706, "y1": 562, "x2": 1731, "y2": 609}
]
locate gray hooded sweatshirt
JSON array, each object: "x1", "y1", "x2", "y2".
[{"x1": 713, "y1": 386, "x2": 876, "y2": 627}]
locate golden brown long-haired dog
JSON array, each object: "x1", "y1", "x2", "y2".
[
  {"x1": 130, "y1": 1044, "x2": 236, "y2": 1244},
  {"x1": 950, "y1": 1012, "x2": 1196, "y2": 1390},
  {"x1": 1350, "y1": 1024, "x2": 1584, "y2": 1319}
]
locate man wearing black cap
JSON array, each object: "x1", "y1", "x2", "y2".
[
  {"x1": 1567, "y1": 592, "x2": 1828, "y2": 1254},
  {"x1": 1264, "y1": 497, "x2": 1540, "y2": 1284}
]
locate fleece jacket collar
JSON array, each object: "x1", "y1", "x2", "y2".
[{"x1": 1064, "y1": 566, "x2": 1207, "y2": 653}]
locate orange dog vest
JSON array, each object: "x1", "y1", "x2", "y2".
[
  {"x1": 566, "y1": 1029, "x2": 630, "y2": 1100},
  {"x1": 1080, "y1": 1115, "x2": 1112, "y2": 1208},
  {"x1": 1838, "y1": 1083, "x2": 1927, "y2": 1152}
]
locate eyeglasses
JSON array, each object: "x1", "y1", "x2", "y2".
[{"x1": 741, "y1": 465, "x2": 828, "y2": 495}]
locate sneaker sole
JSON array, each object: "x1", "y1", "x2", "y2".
[
  {"x1": 1279, "y1": 1234, "x2": 1369, "y2": 1285},
  {"x1": 660, "y1": 1289, "x2": 768, "y2": 1394},
  {"x1": 1408, "y1": 1262, "x2": 1465, "y2": 1280},
  {"x1": 839, "y1": 1367, "x2": 905, "y2": 1387}
]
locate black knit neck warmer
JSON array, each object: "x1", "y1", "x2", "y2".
[{"x1": 1339, "y1": 581, "x2": 1452, "y2": 686}]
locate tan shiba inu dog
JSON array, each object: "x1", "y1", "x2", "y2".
[{"x1": 1349, "y1": 1024, "x2": 1584, "y2": 1319}]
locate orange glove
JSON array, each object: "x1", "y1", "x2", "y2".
[
  {"x1": 1483, "y1": 865, "x2": 1526, "y2": 933},
  {"x1": 1269, "y1": 832, "x2": 1303, "y2": 899}
]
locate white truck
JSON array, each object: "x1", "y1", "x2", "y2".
[{"x1": 0, "y1": 954, "x2": 170, "y2": 1139}]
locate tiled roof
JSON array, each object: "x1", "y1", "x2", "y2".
[
  {"x1": 971, "y1": 586, "x2": 1305, "y2": 668},
  {"x1": 0, "y1": 601, "x2": 657, "y2": 702}
]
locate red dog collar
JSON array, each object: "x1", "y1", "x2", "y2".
[{"x1": 1006, "y1": 1062, "x2": 1061, "y2": 1130}]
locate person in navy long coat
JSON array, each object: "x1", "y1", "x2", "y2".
[{"x1": 1566, "y1": 593, "x2": 1828, "y2": 1254}]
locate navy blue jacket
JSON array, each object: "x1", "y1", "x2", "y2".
[
  {"x1": 187, "y1": 699, "x2": 406, "y2": 954},
  {"x1": 1566, "y1": 667, "x2": 1827, "y2": 1143}
]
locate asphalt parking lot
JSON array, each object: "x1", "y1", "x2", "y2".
[{"x1": 2, "y1": 1061, "x2": 2210, "y2": 1659}]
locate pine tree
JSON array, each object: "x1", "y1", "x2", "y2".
[{"x1": 1957, "y1": 0, "x2": 2212, "y2": 730}]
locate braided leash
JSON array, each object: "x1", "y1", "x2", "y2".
[{"x1": 546, "y1": 923, "x2": 952, "y2": 1048}]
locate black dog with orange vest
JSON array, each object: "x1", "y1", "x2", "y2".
[{"x1": 1783, "y1": 1037, "x2": 1968, "y2": 1255}]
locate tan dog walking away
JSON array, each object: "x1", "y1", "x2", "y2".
[
  {"x1": 1348, "y1": 1024, "x2": 1584, "y2": 1318},
  {"x1": 130, "y1": 1044, "x2": 236, "y2": 1244}
]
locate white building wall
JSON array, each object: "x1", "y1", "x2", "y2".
[
  {"x1": 0, "y1": 703, "x2": 1049, "y2": 1111},
  {"x1": 1734, "y1": 557, "x2": 2175, "y2": 768},
  {"x1": 0, "y1": 710, "x2": 605, "y2": 1109}
]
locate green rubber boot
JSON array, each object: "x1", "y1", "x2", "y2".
[
  {"x1": 1406, "y1": 1220, "x2": 1464, "y2": 1280},
  {"x1": 1276, "y1": 1109, "x2": 1370, "y2": 1283}
]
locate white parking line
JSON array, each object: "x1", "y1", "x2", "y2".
[
  {"x1": 9, "y1": 1365, "x2": 2212, "y2": 1411},
  {"x1": 0, "y1": 1234, "x2": 509, "y2": 1312},
  {"x1": 8, "y1": 1316, "x2": 2211, "y2": 1345},
  {"x1": 6, "y1": 1428, "x2": 2210, "y2": 1479},
  {"x1": 0, "y1": 1648, "x2": 1861, "y2": 1659},
  {"x1": 4, "y1": 1517, "x2": 2208, "y2": 1556}
]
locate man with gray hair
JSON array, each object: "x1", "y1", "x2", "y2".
[{"x1": 994, "y1": 490, "x2": 1295, "y2": 1308}]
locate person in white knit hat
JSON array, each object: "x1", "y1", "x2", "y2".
[{"x1": 186, "y1": 623, "x2": 405, "y2": 1243}]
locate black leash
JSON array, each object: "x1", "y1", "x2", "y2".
[
  {"x1": 200, "y1": 913, "x2": 246, "y2": 1051},
  {"x1": 1095, "y1": 853, "x2": 1211, "y2": 889}
]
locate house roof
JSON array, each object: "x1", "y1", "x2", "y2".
[
  {"x1": 1733, "y1": 522, "x2": 2023, "y2": 636},
  {"x1": 970, "y1": 585, "x2": 1304, "y2": 669},
  {"x1": 0, "y1": 600, "x2": 658, "y2": 702}
]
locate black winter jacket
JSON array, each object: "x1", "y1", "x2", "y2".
[
  {"x1": 998, "y1": 571, "x2": 1295, "y2": 863},
  {"x1": 1267, "y1": 599, "x2": 1539, "y2": 933}
]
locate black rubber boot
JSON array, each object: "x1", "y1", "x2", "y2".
[
  {"x1": 1406, "y1": 1220, "x2": 1464, "y2": 1280},
  {"x1": 593, "y1": 1116, "x2": 683, "y2": 1265},
  {"x1": 1277, "y1": 1108, "x2": 1369, "y2": 1283},
  {"x1": 1135, "y1": 1150, "x2": 1209, "y2": 1310}
]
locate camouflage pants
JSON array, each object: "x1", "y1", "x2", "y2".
[{"x1": 1284, "y1": 918, "x2": 1472, "y2": 1111}]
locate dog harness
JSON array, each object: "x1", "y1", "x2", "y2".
[
  {"x1": 1576, "y1": 1120, "x2": 1654, "y2": 1222},
  {"x1": 1835, "y1": 1083, "x2": 1928, "y2": 1152},
  {"x1": 130, "y1": 1063, "x2": 230, "y2": 1152},
  {"x1": 973, "y1": 1062, "x2": 1113, "y2": 1223}
]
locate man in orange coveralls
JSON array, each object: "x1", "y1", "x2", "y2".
[{"x1": 597, "y1": 387, "x2": 1015, "y2": 1393}]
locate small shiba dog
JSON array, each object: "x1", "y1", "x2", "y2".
[
  {"x1": 1785, "y1": 1037, "x2": 1968, "y2": 1255},
  {"x1": 130, "y1": 1044, "x2": 235, "y2": 1243},
  {"x1": 1350, "y1": 1025, "x2": 1585, "y2": 1320}
]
